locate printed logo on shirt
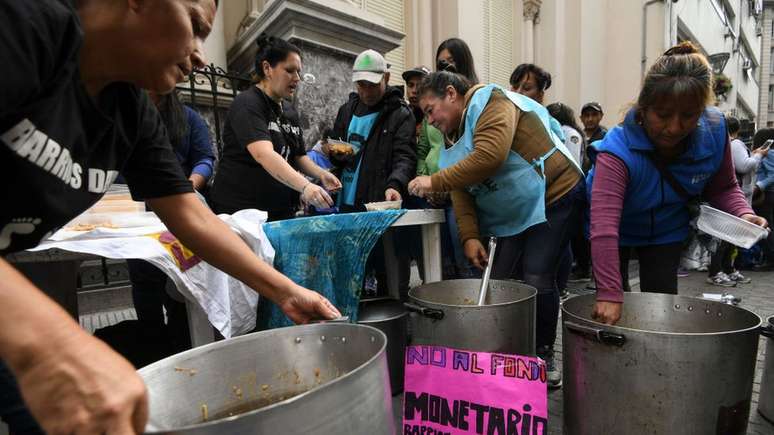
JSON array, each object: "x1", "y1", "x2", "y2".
[
  {"x1": 268, "y1": 121, "x2": 302, "y2": 137},
  {"x1": 2, "y1": 119, "x2": 118, "y2": 193},
  {"x1": 691, "y1": 173, "x2": 711, "y2": 184},
  {"x1": 0, "y1": 217, "x2": 42, "y2": 250}
]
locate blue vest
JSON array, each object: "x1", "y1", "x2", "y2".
[
  {"x1": 586, "y1": 107, "x2": 727, "y2": 246},
  {"x1": 440, "y1": 85, "x2": 581, "y2": 237}
]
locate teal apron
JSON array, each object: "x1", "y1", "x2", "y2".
[{"x1": 439, "y1": 84, "x2": 582, "y2": 237}]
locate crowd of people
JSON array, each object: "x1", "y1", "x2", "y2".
[{"x1": 1, "y1": 0, "x2": 772, "y2": 433}]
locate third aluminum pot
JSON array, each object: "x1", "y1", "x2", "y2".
[{"x1": 562, "y1": 293, "x2": 763, "y2": 435}]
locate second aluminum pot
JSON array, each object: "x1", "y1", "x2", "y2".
[
  {"x1": 406, "y1": 279, "x2": 536, "y2": 355},
  {"x1": 358, "y1": 297, "x2": 408, "y2": 395}
]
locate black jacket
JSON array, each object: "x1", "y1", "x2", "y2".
[{"x1": 331, "y1": 86, "x2": 416, "y2": 205}]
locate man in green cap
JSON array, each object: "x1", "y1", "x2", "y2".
[
  {"x1": 331, "y1": 49, "x2": 416, "y2": 209},
  {"x1": 330, "y1": 49, "x2": 416, "y2": 295}
]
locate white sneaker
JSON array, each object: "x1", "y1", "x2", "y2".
[
  {"x1": 706, "y1": 272, "x2": 737, "y2": 287},
  {"x1": 726, "y1": 270, "x2": 751, "y2": 284}
]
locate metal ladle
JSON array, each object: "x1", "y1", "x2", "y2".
[{"x1": 477, "y1": 237, "x2": 498, "y2": 306}]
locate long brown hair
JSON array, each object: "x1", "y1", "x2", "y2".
[{"x1": 637, "y1": 41, "x2": 714, "y2": 114}]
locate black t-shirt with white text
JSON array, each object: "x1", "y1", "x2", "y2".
[
  {"x1": 0, "y1": 1, "x2": 194, "y2": 255},
  {"x1": 210, "y1": 86, "x2": 306, "y2": 219}
]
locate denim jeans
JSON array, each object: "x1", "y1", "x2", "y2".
[{"x1": 490, "y1": 181, "x2": 585, "y2": 350}]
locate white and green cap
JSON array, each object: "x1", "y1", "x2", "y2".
[{"x1": 352, "y1": 49, "x2": 389, "y2": 84}]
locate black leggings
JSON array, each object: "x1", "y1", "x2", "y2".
[
  {"x1": 490, "y1": 182, "x2": 584, "y2": 350},
  {"x1": 619, "y1": 242, "x2": 683, "y2": 294},
  {"x1": 708, "y1": 241, "x2": 735, "y2": 276}
]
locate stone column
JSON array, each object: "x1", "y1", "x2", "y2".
[
  {"x1": 227, "y1": 0, "x2": 403, "y2": 147},
  {"x1": 522, "y1": 0, "x2": 542, "y2": 63}
]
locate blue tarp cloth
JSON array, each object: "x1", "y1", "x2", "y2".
[{"x1": 257, "y1": 210, "x2": 405, "y2": 329}]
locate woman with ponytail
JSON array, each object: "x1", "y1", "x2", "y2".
[
  {"x1": 587, "y1": 42, "x2": 768, "y2": 325},
  {"x1": 210, "y1": 34, "x2": 341, "y2": 220}
]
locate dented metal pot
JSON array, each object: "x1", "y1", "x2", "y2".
[{"x1": 562, "y1": 293, "x2": 762, "y2": 435}]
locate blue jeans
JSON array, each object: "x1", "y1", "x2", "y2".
[{"x1": 490, "y1": 181, "x2": 585, "y2": 350}]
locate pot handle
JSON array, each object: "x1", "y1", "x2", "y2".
[
  {"x1": 761, "y1": 324, "x2": 774, "y2": 338},
  {"x1": 565, "y1": 321, "x2": 626, "y2": 347},
  {"x1": 404, "y1": 302, "x2": 445, "y2": 320}
]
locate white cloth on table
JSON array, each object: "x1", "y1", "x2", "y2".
[{"x1": 30, "y1": 209, "x2": 274, "y2": 338}]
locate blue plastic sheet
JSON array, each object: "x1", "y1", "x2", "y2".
[{"x1": 257, "y1": 210, "x2": 405, "y2": 329}]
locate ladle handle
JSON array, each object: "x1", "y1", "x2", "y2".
[
  {"x1": 565, "y1": 321, "x2": 626, "y2": 347},
  {"x1": 477, "y1": 237, "x2": 498, "y2": 306}
]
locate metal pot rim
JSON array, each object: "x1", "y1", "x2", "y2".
[
  {"x1": 407, "y1": 289, "x2": 535, "y2": 309},
  {"x1": 359, "y1": 311, "x2": 408, "y2": 322},
  {"x1": 562, "y1": 294, "x2": 763, "y2": 337},
  {"x1": 141, "y1": 323, "x2": 388, "y2": 433},
  {"x1": 358, "y1": 298, "x2": 409, "y2": 323}
]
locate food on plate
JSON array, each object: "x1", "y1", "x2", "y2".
[
  {"x1": 329, "y1": 141, "x2": 354, "y2": 156},
  {"x1": 364, "y1": 200, "x2": 402, "y2": 211},
  {"x1": 65, "y1": 222, "x2": 118, "y2": 231}
]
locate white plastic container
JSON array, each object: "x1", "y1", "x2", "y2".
[
  {"x1": 364, "y1": 200, "x2": 402, "y2": 211},
  {"x1": 696, "y1": 204, "x2": 768, "y2": 249}
]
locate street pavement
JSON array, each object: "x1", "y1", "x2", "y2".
[{"x1": 73, "y1": 263, "x2": 774, "y2": 434}]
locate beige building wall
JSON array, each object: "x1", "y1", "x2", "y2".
[
  {"x1": 760, "y1": 2, "x2": 774, "y2": 127},
  {"x1": 202, "y1": 0, "x2": 227, "y2": 68},
  {"x1": 364, "y1": 0, "x2": 407, "y2": 86},
  {"x1": 535, "y1": 0, "x2": 657, "y2": 124},
  {"x1": 217, "y1": 0, "x2": 761, "y2": 126}
]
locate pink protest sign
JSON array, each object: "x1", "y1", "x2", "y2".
[{"x1": 402, "y1": 345, "x2": 547, "y2": 435}]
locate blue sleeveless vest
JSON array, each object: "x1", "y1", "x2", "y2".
[{"x1": 586, "y1": 107, "x2": 727, "y2": 246}]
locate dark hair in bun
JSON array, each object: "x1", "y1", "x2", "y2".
[
  {"x1": 509, "y1": 63, "x2": 552, "y2": 92},
  {"x1": 637, "y1": 41, "x2": 714, "y2": 111},
  {"x1": 253, "y1": 33, "x2": 301, "y2": 82},
  {"x1": 663, "y1": 41, "x2": 701, "y2": 56}
]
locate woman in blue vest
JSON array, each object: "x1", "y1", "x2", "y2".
[
  {"x1": 587, "y1": 42, "x2": 767, "y2": 325},
  {"x1": 408, "y1": 71, "x2": 584, "y2": 388}
]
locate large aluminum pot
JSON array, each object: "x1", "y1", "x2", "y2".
[
  {"x1": 139, "y1": 323, "x2": 394, "y2": 435},
  {"x1": 407, "y1": 279, "x2": 536, "y2": 355},
  {"x1": 358, "y1": 297, "x2": 408, "y2": 395},
  {"x1": 757, "y1": 315, "x2": 774, "y2": 422},
  {"x1": 562, "y1": 293, "x2": 762, "y2": 435}
]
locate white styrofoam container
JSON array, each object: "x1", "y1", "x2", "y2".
[
  {"x1": 364, "y1": 200, "x2": 402, "y2": 211},
  {"x1": 696, "y1": 204, "x2": 769, "y2": 249}
]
